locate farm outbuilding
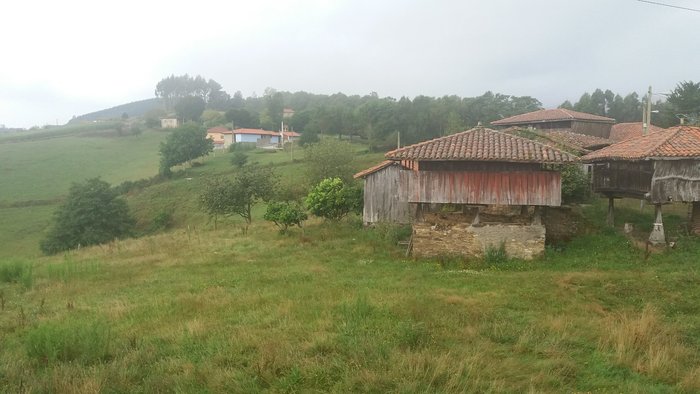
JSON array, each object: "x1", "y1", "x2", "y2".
[
  {"x1": 583, "y1": 126, "x2": 700, "y2": 241},
  {"x1": 355, "y1": 127, "x2": 578, "y2": 259},
  {"x1": 491, "y1": 108, "x2": 616, "y2": 139}
]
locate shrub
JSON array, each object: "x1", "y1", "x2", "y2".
[
  {"x1": 40, "y1": 178, "x2": 134, "y2": 254},
  {"x1": 483, "y1": 242, "x2": 508, "y2": 264},
  {"x1": 0, "y1": 260, "x2": 33, "y2": 288},
  {"x1": 228, "y1": 142, "x2": 256, "y2": 153},
  {"x1": 264, "y1": 202, "x2": 308, "y2": 233},
  {"x1": 303, "y1": 139, "x2": 356, "y2": 184},
  {"x1": 231, "y1": 151, "x2": 248, "y2": 168},
  {"x1": 559, "y1": 164, "x2": 590, "y2": 203},
  {"x1": 26, "y1": 319, "x2": 112, "y2": 365},
  {"x1": 306, "y1": 178, "x2": 362, "y2": 220},
  {"x1": 150, "y1": 209, "x2": 174, "y2": 232},
  {"x1": 298, "y1": 130, "x2": 320, "y2": 147}
]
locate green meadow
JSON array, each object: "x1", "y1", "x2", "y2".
[{"x1": 1, "y1": 123, "x2": 699, "y2": 392}]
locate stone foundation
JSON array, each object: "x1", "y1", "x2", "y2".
[{"x1": 412, "y1": 222, "x2": 545, "y2": 260}]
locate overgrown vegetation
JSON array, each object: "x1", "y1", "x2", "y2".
[
  {"x1": 40, "y1": 178, "x2": 134, "y2": 255},
  {"x1": 306, "y1": 177, "x2": 362, "y2": 220}
]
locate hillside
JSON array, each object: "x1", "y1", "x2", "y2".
[
  {"x1": 0, "y1": 122, "x2": 168, "y2": 257},
  {"x1": 1, "y1": 126, "x2": 700, "y2": 391},
  {"x1": 70, "y1": 98, "x2": 163, "y2": 123}
]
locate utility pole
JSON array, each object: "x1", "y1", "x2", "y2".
[{"x1": 643, "y1": 86, "x2": 652, "y2": 135}]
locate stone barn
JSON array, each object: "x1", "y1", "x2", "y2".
[
  {"x1": 355, "y1": 127, "x2": 578, "y2": 259},
  {"x1": 582, "y1": 126, "x2": 700, "y2": 242}
]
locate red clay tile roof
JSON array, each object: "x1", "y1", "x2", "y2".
[
  {"x1": 207, "y1": 126, "x2": 231, "y2": 134},
  {"x1": 544, "y1": 130, "x2": 612, "y2": 150},
  {"x1": 385, "y1": 127, "x2": 578, "y2": 164},
  {"x1": 609, "y1": 122, "x2": 665, "y2": 142},
  {"x1": 491, "y1": 109, "x2": 615, "y2": 126},
  {"x1": 582, "y1": 126, "x2": 700, "y2": 162},
  {"x1": 354, "y1": 160, "x2": 396, "y2": 179},
  {"x1": 233, "y1": 128, "x2": 280, "y2": 136},
  {"x1": 283, "y1": 131, "x2": 301, "y2": 137}
]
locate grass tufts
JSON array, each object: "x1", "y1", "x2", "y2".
[{"x1": 25, "y1": 319, "x2": 112, "y2": 366}]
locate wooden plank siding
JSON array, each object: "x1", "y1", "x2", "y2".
[
  {"x1": 650, "y1": 160, "x2": 700, "y2": 203},
  {"x1": 406, "y1": 171, "x2": 561, "y2": 206},
  {"x1": 362, "y1": 165, "x2": 411, "y2": 224},
  {"x1": 592, "y1": 161, "x2": 653, "y2": 198}
]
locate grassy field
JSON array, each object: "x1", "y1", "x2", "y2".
[
  {"x1": 0, "y1": 203, "x2": 699, "y2": 392},
  {"x1": 1, "y1": 127, "x2": 700, "y2": 392},
  {"x1": 0, "y1": 126, "x2": 167, "y2": 202}
]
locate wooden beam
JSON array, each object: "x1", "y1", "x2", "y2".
[{"x1": 607, "y1": 197, "x2": 615, "y2": 227}]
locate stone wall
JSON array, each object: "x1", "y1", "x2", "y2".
[{"x1": 412, "y1": 222, "x2": 545, "y2": 260}]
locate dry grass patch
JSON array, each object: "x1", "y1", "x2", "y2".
[{"x1": 599, "y1": 304, "x2": 698, "y2": 389}]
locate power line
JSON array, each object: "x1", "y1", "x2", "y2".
[{"x1": 636, "y1": 0, "x2": 700, "y2": 12}]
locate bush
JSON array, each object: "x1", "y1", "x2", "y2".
[
  {"x1": 26, "y1": 319, "x2": 112, "y2": 365},
  {"x1": 40, "y1": 178, "x2": 134, "y2": 254},
  {"x1": 559, "y1": 164, "x2": 590, "y2": 203},
  {"x1": 264, "y1": 201, "x2": 308, "y2": 233},
  {"x1": 0, "y1": 260, "x2": 33, "y2": 288},
  {"x1": 230, "y1": 151, "x2": 248, "y2": 168},
  {"x1": 228, "y1": 142, "x2": 256, "y2": 153},
  {"x1": 306, "y1": 178, "x2": 362, "y2": 220},
  {"x1": 150, "y1": 209, "x2": 174, "y2": 232},
  {"x1": 303, "y1": 139, "x2": 356, "y2": 184},
  {"x1": 483, "y1": 242, "x2": 508, "y2": 264},
  {"x1": 298, "y1": 130, "x2": 320, "y2": 147},
  {"x1": 159, "y1": 124, "x2": 213, "y2": 176}
]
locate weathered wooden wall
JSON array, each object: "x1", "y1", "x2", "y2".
[
  {"x1": 362, "y1": 165, "x2": 411, "y2": 224},
  {"x1": 592, "y1": 161, "x2": 653, "y2": 198},
  {"x1": 650, "y1": 160, "x2": 700, "y2": 203},
  {"x1": 406, "y1": 170, "x2": 562, "y2": 206},
  {"x1": 570, "y1": 121, "x2": 613, "y2": 138}
]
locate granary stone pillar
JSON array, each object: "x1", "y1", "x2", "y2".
[
  {"x1": 648, "y1": 204, "x2": 666, "y2": 245},
  {"x1": 607, "y1": 197, "x2": 615, "y2": 227}
]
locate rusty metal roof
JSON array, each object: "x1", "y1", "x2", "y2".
[
  {"x1": 385, "y1": 127, "x2": 578, "y2": 164},
  {"x1": 609, "y1": 122, "x2": 666, "y2": 142},
  {"x1": 582, "y1": 126, "x2": 700, "y2": 162},
  {"x1": 491, "y1": 108, "x2": 615, "y2": 125}
]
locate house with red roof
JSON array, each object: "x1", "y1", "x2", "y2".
[
  {"x1": 207, "y1": 127, "x2": 301, "y2": 150},
  {"x1": 206, "y1": 126, "x2": 233, "y2": 150},
  {"x1": 491, "y1": 108, "x2": 616, "y2": 139},
  {"x1": 355, "y1": 127, "x2": 578, "y2": 259}
]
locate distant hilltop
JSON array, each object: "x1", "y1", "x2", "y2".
[{"x1": 70, "y1": 98, "x2": 164, "y2": 123}]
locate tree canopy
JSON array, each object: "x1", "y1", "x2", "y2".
[
  {"x1": 159, "y1": 124, "x2": 213, "y2": 176},
  {"x1": 303, "y1": 139, "x2": 356, "y2": 184},
  {"x1": 40, "y1": 178, "x2": 134, "y2": 254}
]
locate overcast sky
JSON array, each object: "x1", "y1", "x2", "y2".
[{"x1": 1, "y1": 0, "x2": 698, "y2": 128}]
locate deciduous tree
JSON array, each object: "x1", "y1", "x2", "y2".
[
  {"x1": 40, "y1": 178, "x2": 134, "y2": 254},
  {"x1": 159, "y1": 124, "x2": 213, "y2": 176}
]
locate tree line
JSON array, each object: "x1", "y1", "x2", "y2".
[{"x1": 156, "y1": 75, "x2": 700, "y2": 150}]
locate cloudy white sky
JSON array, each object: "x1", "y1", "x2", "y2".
[{"x1": 1, "y1": 0, "x2": 698, "y2": 128}]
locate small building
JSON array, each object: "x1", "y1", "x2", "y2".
[
  {"x1": 355, "y1": 127, "x2": 578, "y2": 259},
  {"x1": 582, "y1": 126, "x2": 700, "y2": 241},
  {"x1": 609, "y1": 122, "x2": 665, "y2": 142},
  {"x1": 282, "y1": 108, "x2": 295, "y2": 119},
  {"x1": 206, "y1": 126, "x2": 233, "y2": 150},
  {"x1": 491, "y1": 108, "x2": 616, "y2": 139},
  {"x1": 231, "y1": 128, "x2": 301, "y2": 147},
  {"x1": 160, "y1": 118, "x2": 178, "y2": 129}
]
